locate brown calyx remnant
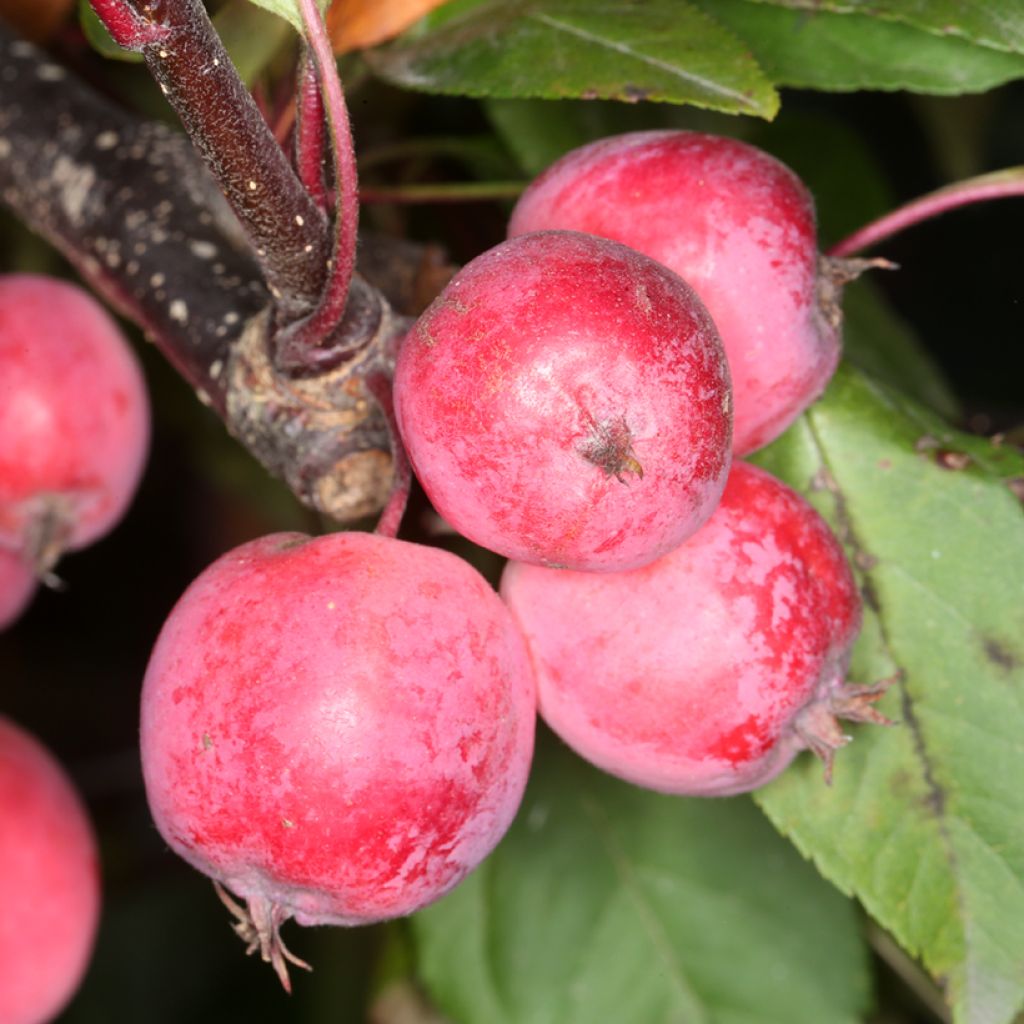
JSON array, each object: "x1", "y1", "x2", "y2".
[
  {"x1": 816, "y1": 254, "x2": 898, "y2": 333},
  {"x1": 579, "y1": 415, "x2": 644, "y2": 483},
  {"x1": 792, "y1": 674, "x2": 899, "y2": 784},
  {"x1": 214, "y1": 882, "x2": 311, "y2": 994}
]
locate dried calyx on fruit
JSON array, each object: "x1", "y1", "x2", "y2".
[{"x1": 501, "y1": 461, "x2": 894, "y2": 796}]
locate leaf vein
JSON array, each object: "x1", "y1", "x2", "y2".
[{"x1": 527, "y1": 12, "x2": 761, "y2": 108}]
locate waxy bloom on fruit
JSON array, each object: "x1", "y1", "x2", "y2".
[
  {"x1": 0, "y1": 716, "x2": 101, "y2": 1024},
  {"x1": 509, "y1": 131, "x2": 841, "y2": 455},
  {"x1": 395, "y1": 230, "x2": 732, "y2": 572},
  {"x1": 502, "y1": 462, "x2": 890, "y2": 796},
  {"x1": 141, "y1": 531, "x2": 536, "y2": 987}
]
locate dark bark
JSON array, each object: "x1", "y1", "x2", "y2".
[
  {"x1": 89, "y1": 0, "x2": 331, "y2": 318},
  {"x1": 0, "y1": 21, "x2": 411, "y2": 522}
]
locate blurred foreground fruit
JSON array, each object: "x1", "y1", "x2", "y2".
[{"x1": 0, "y1": 716, "x2": 101, "y2": 1024}]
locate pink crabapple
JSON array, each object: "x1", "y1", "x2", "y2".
[
  {"x1": 140, "y1": 530, "x2": 537, "y2": 988},
  {"x1": 0, "y1": 274, "x2": 149, "y2": 577},
  {"x1": 0, "y1": 716, "x2": 101, "y2": 1024},
  {"x1": 501, "y1": 461, "x2": 893, "y2": 797},
  {"x1": 394, "y1": 229, "x2": 732, "y2": 572},
  {"x1": 508, "y1": 131, "x2": 848, "y2": 455}
]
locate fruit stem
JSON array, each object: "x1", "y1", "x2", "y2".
[
  {"x1": 366, "y1": 373, "x2": 412, "y2": 538},
  {"x1": 87, "y1": 0, "x2": 331, "y2": 319},
  {"x1": 828, "y1": 166, "x2": 1024, "y2": 257},
  {"x1": 294, "y1": 51, "x2": 330, "y2": 213},
  {"x1": 273, "y1": 0, "x2": 363, "y2": 373}
]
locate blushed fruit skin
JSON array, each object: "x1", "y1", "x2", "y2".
[
  {"x1": 140, "y1": 531, "x2": 536, "y2": 928},
  {"x1": 0, "y1": 549, "x2": 36, "y2": 630},
  {"x1": 501, "y1": 462, "x2": 862, "y2": 796},
  {"x1": 0, "y1": 716, "x2": 101, "y2": 1024},
  {"x1": 394, "y1": 230, "x2": 732, "y2": 572},
  {"x1": 508, "y1": 131, "x2": 837, "y2": 455},
  {"x1": 0, "y1": 274, "x2": 149, "y2": 562}
]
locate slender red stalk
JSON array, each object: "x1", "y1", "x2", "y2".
[
  {"x1": 829, "y1": 166, "x2": 1024, "y2": 257},
  {"x1": 89, "y1": 0, "x2": 169, "y2": 46},
  {"x1": 274, "y1": 0, "x2": 362, "y2": 372},
  {"x1": 294, "y1": 53, "x2": 330, "y2": 212},
  {"x1": 366, "y1": 374, "x2": 412, "y2": 539},
  {"x1": 88, "y1": 0, "x2": 330, "y2": 319}
]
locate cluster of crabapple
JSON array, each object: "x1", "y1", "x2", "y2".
[
  {"x1": 138, "y1": 130, "x2": 891, "y2": 986},
  {"x1": 394, "y1": 129, "x2": 891, "y2": 794}
]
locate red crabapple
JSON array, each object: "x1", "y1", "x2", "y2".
[
  {"x1": 0, "y1": 549, "x2": 36, "y2": 631},
  {"x1": 501, "y1": 461, "x2": 891, "y2": 797},
  {"x1": 394, "y1": 230, "x2": 732, "y2": 572},
  {"x1": 140, "y1": 531, "x2": 536, "y2": 987},
  {"x1": 0, "y1": 716, "x2": 101, "y2": 1024},
  {"x1": 508, "y1": 131, "x2": 841, "y2": 455},
  {"x1": 0, "y1": 274, "x2": 149, "y2": 573}
]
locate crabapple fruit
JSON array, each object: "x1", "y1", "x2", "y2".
[
  {"x1": 508, "y1": 131, "x2": 840, "y2": 455},
  {"x1": 394, "y1": 230, "x2": 732, "y2": 572},
  {"x1": 140, "y1": 531, "x2": 536, "y2": 987},
  {"x1": 0, "y1": 716, "x2": 101, "y2": 1024},
  {"x1": 0, "y1": 548, "x2": 36, "y2": 630},
  {"x1": 501, "y1": 461, "x2": 890, "y2": 797},
  {"x1": 0, "y1": 274, "x2": 149, "y2": 573}
]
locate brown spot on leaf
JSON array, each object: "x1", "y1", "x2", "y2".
[
  {"x1": 935, "y1": 449, "x2": 971, "y2": 471},
  {"x1": 860, "y1": 578, "x2": 881, "y2": 612},
  {"x1": 983, "y1": 636, "x2": 1019, "y2": 672},
  {"x1": 622, "y1": 85, "x2": 651, "y2": 103}
]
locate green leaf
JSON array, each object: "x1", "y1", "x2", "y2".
[
  {"x1": 367, "y1": 0, "x2": 779, "y2": 119},
  {"x1": 215, "y1": 0, "x2": 294, "y2": 86},
  {"x1": 746, "y1": 0, "x2": 1024, "y2": 57},
  {"x1": 242, "y1": 0, "x2": 315, "y2": 35},
  {"x1": 245, "y1": 0, "x2": 299, "y2": 33},
  {"x1": 414, "y1": 734, "x2": 871, "y2": 1024},
  {"x1": 694, "y1": 0, "x2": 1024, "y2": 94},
  {"x1": 752, "y1": 364, "x2": 1024, "y2": 1024}
]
